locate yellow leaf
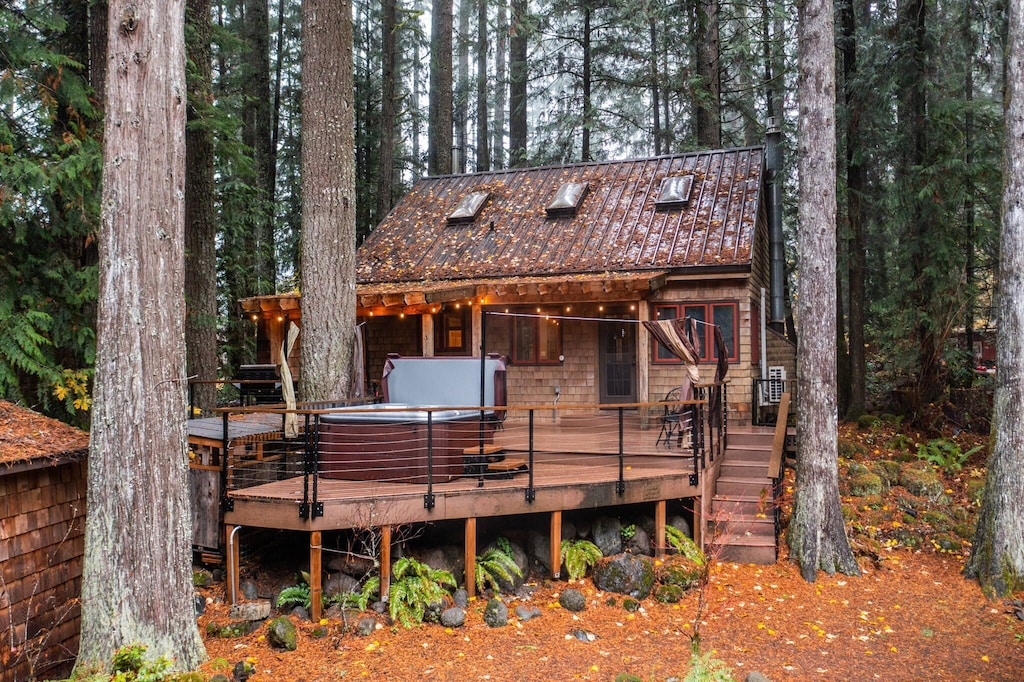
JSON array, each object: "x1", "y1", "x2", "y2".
[{"x1": 981, "y1": 655, "x2": 990, "y2": 662}]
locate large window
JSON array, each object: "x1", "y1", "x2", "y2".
[
  {"x1": 512, "y1": 309, "x2": 562, "y2": 364},
  {"x1": 653, "y1": 302, "x2": 738, "y2": 362}
]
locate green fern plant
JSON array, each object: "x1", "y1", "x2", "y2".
[
  {"x1": 475, "y1": 545, "x2": 523, "y2": 594},
  {"x1": 276, "y1": 582, "x2": 312, "y2": 610},
  {"x1": 915, "y1": 439, "x2": 984, "y2": 474},
  {"x1": 666, "y1": 525, "x2": 707, "y2": 568},
  {"x1": 560, "y1": 539, "x2": 602, "y2": 581},
  {"x1": 334, "y1": 576, "x2": 381, "y2": 611},
  {"x1": 388, "y1": 557, "x2": 456, "y2": 628}
]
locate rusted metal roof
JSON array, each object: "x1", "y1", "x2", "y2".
[
  {"x1": 358, "y1": 147, "x2": 764, "y2": 284},
  {"x1": 0, "y1": 401, "x2": 89, "y2": 468}
]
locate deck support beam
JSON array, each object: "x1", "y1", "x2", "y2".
[
  {"x1": 654, "y1": 500, "x2": 666, "y2": 557},
  {"x1": 310, "y1": 531, "x2": 322, "y2": 622},
  {"x1": 550, "y1": 510, "x2": 562, "y2": 579},
  {"x1": 465, "y1": 518, "x2": 477, "y2": 598},
  {"x1": 381, "y1": 525, "x2": 392, "y2": 598}
]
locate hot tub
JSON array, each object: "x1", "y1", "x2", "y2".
[
  {"x1": 318, "y1": 406, "x2": 486, "y2": 483},
  {"x1": 316, "y1": 355, "x2": 507, "y2": 483}
]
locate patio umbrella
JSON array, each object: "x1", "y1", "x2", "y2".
[{"x1": 280, "y1": 322, "x2": 300, "y2": 438}]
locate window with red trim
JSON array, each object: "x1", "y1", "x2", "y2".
[
  {"x1": 652, "y1": 302, "x2": 739, "y2": 362},
  {"x1": 512, "y1": 308, "x2": 563, "y2": 364}
]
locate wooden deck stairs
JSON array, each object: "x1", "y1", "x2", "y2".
[{"x1": 709, "y1": 393, "x2": 792, "y2": 565}]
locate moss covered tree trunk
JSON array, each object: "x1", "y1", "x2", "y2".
[
  {"x1": 787, "y1": 0, "x2": 860, "y2": 582},
  {"x1": 77, "y1": 0, "x2": 206, "y2": 671},
  {"x1": 964, "y1": 0, "x2": 1024, "y2": 596}
]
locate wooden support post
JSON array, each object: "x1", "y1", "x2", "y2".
[
  {"x1": 693, "y1": 497, "x2": 703, "y2": 549},
  {"x1": 638, "y1": 301, "x2": 651, "y2": 429},
  {"x1": 654, "y1": 500, "x2": 667, "y2": 558},
  {"x1": 310, "y1": 531, "x2": 322, "y2": 622},
  {"x1": 465, "y1": 518, "x2": 477, "y2": 598},
  {"x1": 550, "y1": 510, "x2": 562, "y2": 579},
  {"x1": 421, "y1": 314, "x2": 434, "y2": 357},
  {"x1": 380, "y1": 525, "x2": 392, "y2": 599}
]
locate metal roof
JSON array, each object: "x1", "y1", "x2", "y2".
[{"x1": 357, "y1": 146, "x2": 765, "y2": 284}]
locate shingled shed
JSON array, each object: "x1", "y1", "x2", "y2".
[{"x1": 0, "y1": 401, "x2": 88, "y2": 680}]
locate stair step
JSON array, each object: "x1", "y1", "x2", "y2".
[
  {"x1": 709, "y1": 514, "x2": 774, "y2": 539},
  {"x1": 720, "y1": 460, "x2": 770, "y2": 478},
  {"x1": 724, "y1": 444, "x2": 772, "y2": 460},
  {"x1": 712, "y1": 494, "x2": 775, "y2": 517},
  {"x1": 712, "y1": 536, "x2": 774, "y2": 561},
  {"x1": 715, "y1": 477, "x2": 772, "y2": 497},
  {"x1": 726, "y1": 429, "x2": 776, "y2": 447}
]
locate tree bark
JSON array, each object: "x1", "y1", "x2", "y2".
[
  {"x1": 299, "y1": 0, "x2": 356, "y2": 402},
  {"x1": 581, "y1": 3, "x2": 592, "y2": 162},
  {"x1": 964, "y1": 0, "x2": 1024, "y2": 597},
  {"x1": 78, "y1": 0, "x2": 206, "y2": 671},
  {"x1": 185, "y1": 0, "x2": 220, "y2": 416},
  {"x1": 694, "y1": 0, "x2": 721, "y2": 148},
  {"x1": 493, "y1": 0, "x2": 508, "y2": 168},
  {"x1": 508, "y1": 0, "x2": 528, "y2": 167},
  {"x1": 456, "y1": 0, "x2": 470, "y2": 173},
  {"x1": 429, "y1": 0, "x2": 454, "y2": 175},
  {"x1": 377, "y1": 0, "x2": 398, "y2": 222},
  {"x1": 476, "y1": 0, "x2": 490, "y2": 172},
  {"x1": 243, "y1": 0, "x2": 276, "y2": 293},
  {"x1": 787, "y1": 0, "x2": 860, "y2": 582},
  {"x1": 841, "y1": 0, "x2": 866, "y2": 419}
]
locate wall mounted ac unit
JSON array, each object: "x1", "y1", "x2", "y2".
[{"x1": 766, "y1": 366, "x2": 786, "y2": 404}]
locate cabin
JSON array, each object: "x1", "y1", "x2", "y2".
[
  {"x1": 241, "y1": 145, "x2": 796, "y2": 422},
  {"x1": 203, "y1": 147, "x2": 798, "y2": 615},
  {"x1": 0, "y1": 401, "x2": 88, "y2": 681}
]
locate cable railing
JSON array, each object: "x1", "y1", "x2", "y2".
[{"x1": 195, "y1": 385, "x2": 728, "y2": 521}]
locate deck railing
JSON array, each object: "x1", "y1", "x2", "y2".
[{"x1": 201, "y1": 385, "x2": 728, "y2": 521}]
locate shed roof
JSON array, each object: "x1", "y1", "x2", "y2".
[
  {"x1": 358, "y1": 146, "x2": 765, "y2": 285},
  {"x1": 0, "y1": 401, "x2": 88, "y2": 468}
]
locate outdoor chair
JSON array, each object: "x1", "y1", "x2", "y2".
[{"x1": 656, "y1": 387, "x2": 689, "y2": 447}]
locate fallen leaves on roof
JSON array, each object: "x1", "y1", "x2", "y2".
[{"x1": 0, "y1": 400, "x2": 89, "y2": 466}]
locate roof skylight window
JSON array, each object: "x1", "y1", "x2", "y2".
[
  {"x1": 545, "y1": 181, "x2": 589, "y2": 217},
  {"x1": 655, "y1": 175, "x2": 694, "y2": 210},
  {"x1": 447, "y1": 191, "x2": 490, "y2": 224}
]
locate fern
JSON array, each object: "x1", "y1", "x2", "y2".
[
  {"x1": 666, "y1": 525, "x2": 706, "y2": 567},
  {"x1": 331, "y1": 576, "x2": 381, "y2": 611},
  {"x1": 475, "y1": 546, "x2": 522, "y2": 594},
  {"x1": 276, "y1": 584, "x2": 312, "y2": 610},
  {"x1": 560, "y1": 539, "x2": 602, "y2": 581},
  {"x1": 388, "y1": 557, "x2": 456, "y2": 628}
]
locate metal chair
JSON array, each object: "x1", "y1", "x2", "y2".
[{"x1": 656, "y1": 387, "x2": 685, "y2": 447}]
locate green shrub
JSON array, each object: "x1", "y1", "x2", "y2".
[
  {"x1": 388, "y1": 556, "x2": 456, "y2": 628},
  {"x1": 559, "y1": 539, "x2": 602, "y2": 581},
  {"x1": 475, "y1": 544, "x2": 522, "y2": 594},
  {"x1": 915, "y1": 439, "x2": 983, "y2": 474}
]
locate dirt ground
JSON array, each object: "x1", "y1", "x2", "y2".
[{"x1": 196, "y1": 422, "x2": 1024, "y2": 681}]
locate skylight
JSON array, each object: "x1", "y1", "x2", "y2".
[
  {"x1": 545, "y1": 181, "x2": 589, "y2": 217},
  {"x1": 655, "y1": 175, "x2": 694, "y2": 210},
  {"x1": 447, "y1": 191, "x2": 490, "y2": 224}
]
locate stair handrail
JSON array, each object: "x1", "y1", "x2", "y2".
[{"x1": 767, "y1": 392, "x2": 791, "y2": 481}]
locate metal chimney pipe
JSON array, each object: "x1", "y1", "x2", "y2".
[{"x1": 765, "y1": 118, "x2": 786, "y2": 333}]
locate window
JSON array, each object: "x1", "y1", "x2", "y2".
[
  {"x1": 652, "y1": 302, "x2": 738, "y2": 362},
  {"x1": 447, "y1": 191, "x2": 490, "y2": 224},
  {"x1": 655, "y1": 175, "x2": 694, "y2": 210},
  {"x1": 512, "y1": 309, "x2": 562, "y2": 364},
  {"x1": 435, "y1": 306, "x2": 470, "y2": 354}
]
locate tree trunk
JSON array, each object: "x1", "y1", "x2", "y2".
[
  {"x1": 476, "y1": 0, "x2": 490, "y2": 172},
  {"x1": 694, "y1": 0, "x2": 720, "y2": 148},
  {"x1": 185, "y1": 0, "x2": 220, "y2": 416},
  {"x1": 964, "y1": 0, "x2": 1024, "y2": 597},
  {"x1": 493, "y1": 0, "x2": 508, "y2": 168},
  {"x1": 508, "y1": 0, "x2": 528, "y2": 167},
  {"x1": 299, "y1": 0, "x2": 356, "y2": 402},
  {"x1": 243, "y1": 0, "x2": 276, "y2": 293},
  {"x1": 429, "y1": 0, "x2": 454, "y2": 175},
  {"x1": 377, "y1": 0, "x2": 398, "y2": 223},
  {"x1": 78, "y1": 0, "x2": 206, "y2": 671},
  {"x1": 962, "y1": 0, "x2": 977, "y2": 382},
  {"x1": 649, "y1": 9, "x2": 661, "y2": 156},
  {"x1": 841, "y1": 0, "x2": 866, "y2": 419},
  {"x1": 89, "y1": 0, "x2": 108, "y2": 111},
  {"x1": 787, "y1": 0, "x2": 860, "y2": 582},
  {"x1": 581, "y1": 3, "x2": 592, "y2": 162},
  {"x1": 456, "y1": 0, "x2": 470, "y2": 173}
]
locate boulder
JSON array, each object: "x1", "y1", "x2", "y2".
[
  {"x1": 592, "y1": 516, "x2": 623, "y2": 556},
  {"x1": 592, "y1": 554, "x2": 655, "y2": 599},
  {"x1": 440, "y1": 607, "x2": 466, "y2": 628},
  {"x1": 483, "y1": 598, "x2": 508, "y2": 627},
  {"x1": 558, "y1": 588, "x2": 587, "y2": 612},
  {"x1": 266, "y1": 616, "x2": 297, "y2": 651}
]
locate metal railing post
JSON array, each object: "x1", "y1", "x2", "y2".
[
  {"x1": 616, "y1": 407, "x2": 625, "y2": 495},
  {"x1": 525, "y1": 409, "x2": 536, "y2": 502},
  {"x1": 425, "y1": 411, "x2": 436, "y2": 509}
]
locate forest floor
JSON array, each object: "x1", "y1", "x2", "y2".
[{"x1": 196, "y1": 419, "x2": 1024, "y2": 682}]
